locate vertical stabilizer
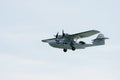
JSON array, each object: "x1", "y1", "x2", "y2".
[{"x1": 92, "y1": 34, "x2": 108, "y2": 45}]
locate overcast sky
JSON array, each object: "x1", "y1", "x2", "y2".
[{"x1": 0, "y1": 0, "x2": 120, "y2": 80}]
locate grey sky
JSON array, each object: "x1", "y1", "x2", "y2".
[{"x1": 0, "y1": 0, "x2": 120, "y2": 80}]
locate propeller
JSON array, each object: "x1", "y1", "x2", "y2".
[
  {"x1": 54, "y1": 30, "x2": 65, "y2": 38},
  {"x1": 55, "y1": 32, "x2": 59, "y2": 38},
  {"x1": 62, "y1": 30, "x2": 65, "y2": 37}
]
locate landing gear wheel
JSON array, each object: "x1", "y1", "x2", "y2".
[
  {"x1": 70, "y1": 42, "x2": 75, "y2": 51},
  {"x1": 63, "y1": 49, "x2": 67, "y2": 52},
  {"x1": 72, "y1": 47, "x2": 75, "y2": 51}
]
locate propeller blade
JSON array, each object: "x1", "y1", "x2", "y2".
[
  {"x1": 55, "y1": 32, "x2": 59, "y2": 38},
  {"x1": 62, "y1": 30, "x2": 65, "y2": 37}
]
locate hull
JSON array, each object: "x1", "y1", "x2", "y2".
[{"x1": 49, "y1": 41, "x2": 93, "y2": 50}]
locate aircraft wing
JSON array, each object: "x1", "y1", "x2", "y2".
[
  {"x1": 70, "y1": 30, "x2": 100, "y2": 39},
  {"x1": 42, "y1": 38, "x2": 56, "y2": 43}
]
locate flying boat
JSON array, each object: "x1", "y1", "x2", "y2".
[{"x1": 42, "y1": 30, "x2": 108, "y2": 52}]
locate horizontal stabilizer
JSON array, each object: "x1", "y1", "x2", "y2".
[{"x1": 96, "y1": 34, "x2": 109, "y2": 39}]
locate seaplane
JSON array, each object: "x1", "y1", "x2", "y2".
[{"x1": 42, "y1": 30, "x2": 108, "y2": 52}]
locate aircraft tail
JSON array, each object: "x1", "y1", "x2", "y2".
[{"x1": 92, "y1": 34, "x2": 108, "y2": 45}]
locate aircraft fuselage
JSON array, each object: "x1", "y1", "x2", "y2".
[{"x1": 48, "y1": 40, "x2": 93, "y2": 50}]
